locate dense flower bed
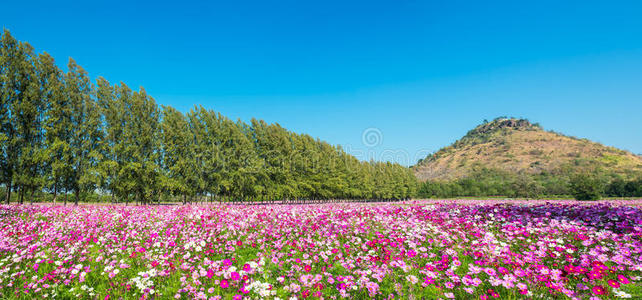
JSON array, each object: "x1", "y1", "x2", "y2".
[{"x1": 0, "y1": 201, "x2": 641, "y2": 299}]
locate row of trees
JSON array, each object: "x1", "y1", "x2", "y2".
[
  {"x1": 570, "y1": 175, "x2": 642, "y2": 200},
  {"x1": 0, "y1": 29, "x2": 416, "y2": 205},
  {"x1": 604, "y1": 178, "x2": 642, "y2": 198},
  {"x1": 416, "y1": 167, "x2": 642, "y2": 200},
  {"x1": 416, "y1": 168, "x2": 549, "y2": 199}
]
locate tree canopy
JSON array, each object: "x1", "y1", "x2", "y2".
[{"x1": 0, "y1": 29, "x2": 416, "y2": 204}]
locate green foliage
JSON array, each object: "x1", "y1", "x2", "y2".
[
  {"x1": 161, "y1": 106, "x2": 197, "y2": 201},
  {"x1": 417, "y1": 166, "x2": 642, "y2": 200},
  {"x1": 569, "y1": 174, "x2": 604, "y2": 201},
  {"x1": 65, "y1": 58, "x2": 103, "y2": 204},
  {"x1": 1, "y1": 30, "x2": 48, "y2": 204},
  {"x1": 0, "y1": 29, "x2": 416, "y2": 204},
  {"x1": 41, "y1": 52, "x2": 71, "y2": 203},
  {"x1": 417, "y1": 168, "x2": 548, "y2": 199},
  {"x1": 605, "y1": 177, "x2": 642, "y2": 197}
]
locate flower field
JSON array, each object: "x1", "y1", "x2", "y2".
[{"x1": 0, "y1": 201, "x2": 641, "y2": 299}]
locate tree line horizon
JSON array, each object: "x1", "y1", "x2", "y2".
[
  {"x1": 0, "y1": 29, "x2": 417, "y2": 205},
  {"x1": 3, "y1": 29, "x2": 640, "y2": 204}
]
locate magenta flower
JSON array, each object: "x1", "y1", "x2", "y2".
[
  {"x1": 230, "y1": 272, "x2": 240, "y2": 281},
  {"x1": 592, "y1": 285, "x2": 606, "y2": 295},
  {"x1": 1, "y1": 200, "x2": 641, "y2": 299},
  {"x1": 220, "y1": 279, "x2": 229, "y2": 288},
  {"x1": 618, "y1": 274, "x2": 630, "y2": 284}
]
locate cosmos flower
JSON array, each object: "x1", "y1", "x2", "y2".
[
  {"x1": 618, "y1": 274, "x2": 631, "y2": 284},
  {"x1": 220, "y1": 279, "x2": 229, "y2": 289},
  {"x1": 592, "y1": 285, "x2": 606, "y2": 295},
  {"x1": 231, "y1": 272, "x2": 240, "y2": 281},
  {"x1": 0, "y1": 200, "x2": 640, "y2": 299}
]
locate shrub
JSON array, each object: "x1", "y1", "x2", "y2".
[{"x1": 569, "y1": 174, "x2": 603, "y2": 200}]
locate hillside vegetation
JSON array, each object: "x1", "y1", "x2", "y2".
[
  {"x1": 414, "y1": 118, "x2": 642, "y2": 199},
  {"x1": 415, "y1": 118, "x2": 642, "y2": 181}
]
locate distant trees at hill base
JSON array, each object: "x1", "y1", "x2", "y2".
[{"x1": 417, "y1": 167, "x2": 642, "y2": 200}]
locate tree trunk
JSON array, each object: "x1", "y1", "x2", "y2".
[
  {"x1": 74, "y1": 190, "x2": 79, "y2": 206},
  {"x1": 5, "y1": 181, "x2": 11, "y2": 204},
  {"x1": 30, "y1": 186, "x2": 35, "y2": 205},
  {"x1": 52, "y1": 184, "x2": 58, "y2": 204}
]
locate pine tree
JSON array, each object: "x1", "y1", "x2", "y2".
[
  {"x1": 40, "y1": 52, "x2": 69, "y2": 204},
  {"x1": 189, "y1": 107, "x2": 226, "y2": 203},
  {"x1": 161, "y1": 105, "x2": 196, "y2": 204},
  {"x1": 4, "y1": 36, "x2": 43, "y2": 204},
  {"x1": 65, "y1": 58, "x2": 102, "y2": 205},
  {"x1": 0, "y1": 29, "x2": 19, "y2": 204},
  {"x1": 122, "y1": 87, "x2": 160, "y2": 205},
  {"x1": 95, "y1": 77, "x2": 117, "y2": 202},
  {"x1": 186, "y1": 107, "x2": 208, "y2": 202},
  {"x1": 0, "y1": 29, "x2": 420, "y2": 204}
]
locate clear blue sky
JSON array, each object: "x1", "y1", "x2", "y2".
[{"x1": 4, "y1": 0, "x2": 642, "y2": 165}]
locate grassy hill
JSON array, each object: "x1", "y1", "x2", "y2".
[{"x1": 413, "y1": 117, "x2": 642, "y2": 182}]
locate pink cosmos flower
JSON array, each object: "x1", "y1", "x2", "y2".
[
  {"x1": 484, "y1": 268, "x2": 496, "y2": 276},
  {"x1": 592, "y1": 285, "x2": 606, "y2": 295},
  {"x1": 230, "y1": 272, "x2": 240, "y2": 281},
  {"x1": 618, "y1": 274, "x2": 630, "y2": 284},
  {"x1": 365, "y1": 282, "x2": 379, "y2": 297},
  {"x1": 220, "y1": 279, "x2": 229, "y2": 288}
]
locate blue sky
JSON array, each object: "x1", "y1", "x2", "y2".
[{"x1": 3, "y1": 0, "x2": 642, "y2": 165}]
